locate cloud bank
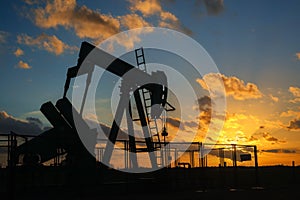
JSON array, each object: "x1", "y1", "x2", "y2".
[
  {"x1": 197, "y1": 73, "x2": 263, "y2": 100},
  {"x1": 17, "y1": 33, "x2": 77, "y2": 55},
  {"x1": 0, "y1": 111, "x2": 45, "y2": 135},
  {"x1": 26, "y1": 0, "x2": 191, "y2": 46}
]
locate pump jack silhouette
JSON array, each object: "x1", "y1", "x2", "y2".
[{"x1": 14, "y1": 41, "x2": 175, "y2": 169}]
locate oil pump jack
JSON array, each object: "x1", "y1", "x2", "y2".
[{"x1": 14, "y1": 41, "x2": 174, "y2": 169}]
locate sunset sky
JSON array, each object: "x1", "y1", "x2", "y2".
[{"x1": 1, "y1": 0, "x2": 300, "y2": 166}]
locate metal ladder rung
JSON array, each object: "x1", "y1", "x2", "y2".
[
  {"x1": 144, "y1": 101, "x2": 151, "y2": 107},
  {"x1": 137, "y1": 57, "x2": 144, "y2": 60},
  {"x1": 135, "y1": 47, "x2": 161, "y2": 149},
  {"x1": 136, "y1": 50, "x2": 144, "y2": 56},
  {"x1": 138, "y1": 61, "x2": 145, "y2": 65}
]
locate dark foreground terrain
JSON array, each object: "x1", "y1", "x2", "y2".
[{"x1": 1, "y1": 165, "x2": 299, "y2": 200}]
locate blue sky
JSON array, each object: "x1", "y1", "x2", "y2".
[
  {"x1": 1, "y1": 0, "x2": 300, "y2": 165},
  {"x1": 1, "y1": 0, "x2": 300, "y2": 115}
]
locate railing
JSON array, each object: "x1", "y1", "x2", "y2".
[
  {"x1": 94, "y1": 139, "x2": 258, "y2": 169},
  {"x1": 1, "y1": 133, "x2": 258, "y2": 169}
]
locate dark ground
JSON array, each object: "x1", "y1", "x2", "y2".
[{"x1": 1, "y1": 166, "x2": 299, "y2": 200}]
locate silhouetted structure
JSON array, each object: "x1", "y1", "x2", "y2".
[
  {"x1": 13, "y1": 41, "x2": 174, "y2": 169},
  {"x1": 0, "y1": 41, "x2": 299, "y2": 200}
]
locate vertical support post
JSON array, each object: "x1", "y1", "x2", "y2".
[
  {"x1": 7, "y1": 134, "x2": 11, "y2": 168},
  {"x1": 97, "y1": 148, "x2": 101, "y2": 162},
  {"x1": 79, "y1": 65, "x2": 94, "y2": 116},
  {"x1": 168, "y1": 144, "x2": 172, "y2": 168},
  {"x1": 254, "y1": 145, "x2": 259, "y2": 186},
  {"x1": 292, "y1": 161, "x2": 296, "y2": 183},
  {"x1": 174, "y1": 148, "x2": 178, "y2": 167},
  {"x1": 124, "y1": 141, "x2": 128, "y2": 169},
  {"x1": 254, "y1": 145, "x2": 258, "y2": 169},
  {"x1": 200, "y1": 142, "x2": 205, "y2": 168},
  {"x1": 232, "y1": 144, "x2": 237, "y2": 167},
  {"x1": 134, "y1": 90, "x2": 158, "y2": 168},
  {"x1": 219, "y1": 148, "x2": 224, "y2": 167},
  {"x1": 160, "y1": 148, "x2": 164, "y2": 167},
  {"x1": 232, "y1": 144, "x2": 238, "y2": 187},
  {"x1": 8, "y1": 133, "x2": 17, "y2": 168},
  {"x1": 126, "y1": 101, "x2": 138, "y2": 168},
  {"x1": 164, "y1": 143, "x2": 168, "y2": 168},
  {"x1": 8, "y1": 132, "x2": 16, "y2": 200},
  {"x1": 54, "y1": 149, "x2": 57, "y2": 166},
  {"x1": 190, "y1": 151, "x2": 195, "y2": 168},
  {"x1": 102, "y1": 92, "x2": 127, "y2": 165}
]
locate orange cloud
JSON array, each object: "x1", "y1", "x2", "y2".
[
  {"x1": 289, "y1": 86, "x2": 300, "y2": 97},
  {"x1": 289, "y1": 98, "x2": 300, "y2": 103},
  {"x1": 280, "y1": 110, "x2": 300, "y2": 118},
  {"x1": 16, "y1": 60, "x2": 32, "y2": 69},
  {"x1": 30, "y1": 0, "x2": 153, "y2": 50},
  {"x1": 33, "y1": 0, "x2": 120, "y2": 42},
  {"x1": 17, "y1": 33, "x2": 77, "y2": 55},
  {"x1": 160, "y1": 11, "x2": 177, "y2": 21},
  {"x1": 120, "y1": 13, "x2": 151, "y2": 29},
  {"x1": 14, "y1": 48, "x2": 24, "y2": 57},
  {"x1": 128, "y1": 0, "x2": 191, "y2": 35},
  {"x1": 25, "y1": 0, "x2": 192, "y2": 51},
  {"x1": 197, "y1": 73, "x2": 263, "y2": 100},
  {"x1": 223, "y1": 113, "x2": 259, "y2": 133},
  {"x1": 269, "y1": 94, "x2": 279, "y2": 102},
  {"x1": 289, "y1": 86, "x2": 300, "y2": 103},
  {"x1": 108, "y1": 14, "x2": 154, "y2": 51},
  {"x1": 129, "y1": 0, "x2": 177, "y2": 23},
  {"x1": 296, "y1": 52, "x2": 300, "y2": 60},
  {"x1": 129, "y1": 0, "x2": 162, "y2": 16}
]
